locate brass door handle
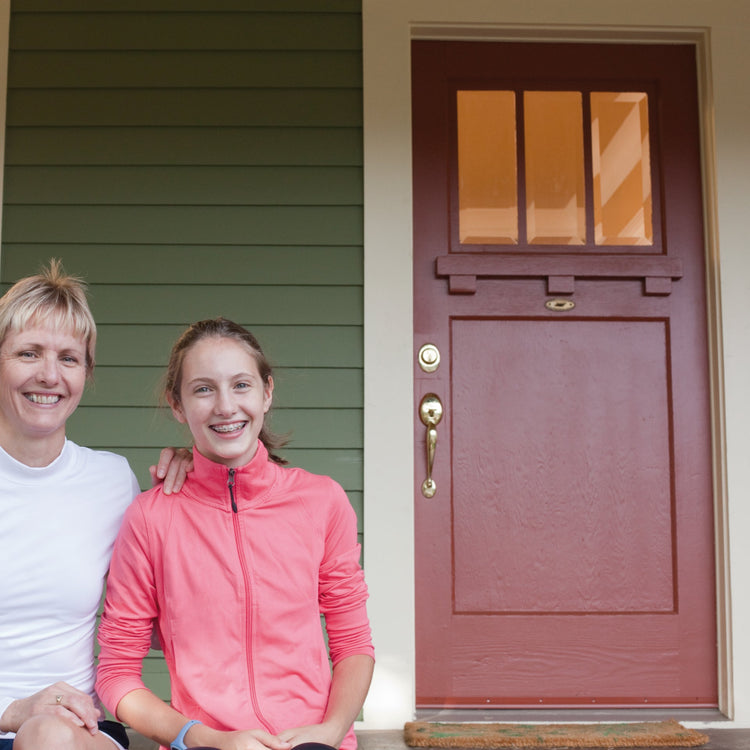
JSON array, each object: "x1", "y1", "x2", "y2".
[{"x1": 419, "y1": 393, "x2": 443, "y2": 498}]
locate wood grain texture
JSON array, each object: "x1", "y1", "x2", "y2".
[{"x1": 412, "y1": 40, "x2": 715, "y2": 707}]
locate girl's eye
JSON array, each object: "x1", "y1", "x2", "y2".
[
  {"x1": 235, "y1": 382, "x2": 250, "y2": 390},
  {"x1": 194, "y1": 386, "x2": 211, "y2": 394}
]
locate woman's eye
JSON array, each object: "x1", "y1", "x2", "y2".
[
  {"x1": 235, "y1": 382, "x2": 251, "y2": 391},
  {"x1": 195, "y1": 386, "x2": 211, "y2": 394}
]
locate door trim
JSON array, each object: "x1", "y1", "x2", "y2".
[
  {"x1": 0, "y1": 0, "x2": 10, "y2": 259},
  {"x1": 362, "y1": 7, "x2": 730, "y2": 727}
]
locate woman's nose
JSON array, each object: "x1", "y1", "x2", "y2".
[{"x1": 37, "y1": 354, "x2": 61, "y2": 384}]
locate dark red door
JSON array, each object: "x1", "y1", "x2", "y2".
[{"x1": 413, "y1": 41, "x2": 717, "y2": 707}]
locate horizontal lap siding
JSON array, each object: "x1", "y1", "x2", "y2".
[{"x1": 2, "y1": 0, "x2": 364, "y2": 701}]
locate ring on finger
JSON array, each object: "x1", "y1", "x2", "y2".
[{"x1": 55, "y1": 695, "x2": 63, "y2": 704}]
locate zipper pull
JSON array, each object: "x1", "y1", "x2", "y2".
[{"x1": 228, "y1": 468, "x2": 238, "y2": 513}]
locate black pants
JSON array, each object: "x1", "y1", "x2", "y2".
[{"x1": 0, "y1": 720, "x2": 129, "y2": 750}]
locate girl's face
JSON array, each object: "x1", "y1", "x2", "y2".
[
  {"x1": 0, "y1": 323, "x2": 88, "y2": 465},
  {"x1": 170, "y1": 336, "x2": 273, "y2": 468}
]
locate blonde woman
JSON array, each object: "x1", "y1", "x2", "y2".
[{"x1": 0, "y1": 261, "x2": 188, "y2": 750}]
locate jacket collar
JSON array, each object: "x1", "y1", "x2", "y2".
[{"x1": 183, "y1": 440, "x2": 279, "y2": 510}]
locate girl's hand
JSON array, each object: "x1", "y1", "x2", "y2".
[
  {"x1": 149, "y1": 447, "x2": 193, "y2": 494},
  {"x1": 197, "y1": 727, "x2": 292, "y2": 750},
  {"x1": 0, "y1": 682, "x2": 101, "y2": 735},
  {"x1": 278, "y1": 722, "x2": 344, "y2": 749}
]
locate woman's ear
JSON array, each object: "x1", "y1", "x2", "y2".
[
  {"x1": 167, "y1": 393, "x2": 187, "y2": 424},
  {"x1": 263, "y1": 376, "x2": 274, "y2": 414}
]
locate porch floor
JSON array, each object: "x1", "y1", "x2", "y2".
[{"x1": 127, "y1": 715, "x2": 750, "y2": 750}]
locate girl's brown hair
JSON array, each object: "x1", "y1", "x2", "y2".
[{"x1": 165, "y1": 317, "x2": 287, "y2": 465}]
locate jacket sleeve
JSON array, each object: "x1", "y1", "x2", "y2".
[
  {"x1": 95, "y1": 495, "x2": 160, "y2": 717},
  {"x1": 317, "y1": 479, "x2": 374, "y2": 666}
]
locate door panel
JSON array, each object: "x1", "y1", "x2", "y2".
[
  {"x1": 452, "y1": 318, "x2": 674, "y2": 614},
  {"x1": 413, "y1": 41, "x2": 716, "y2": 707}
]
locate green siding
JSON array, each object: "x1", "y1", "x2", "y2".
[
  {"x1": 5, "y1": 127, "x2": 363, "y2": 164},
  {"x1": 2, "y1": 0, "x2": 364, "y2": 702}
]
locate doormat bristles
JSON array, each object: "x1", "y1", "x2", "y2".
[{"x1": 403, "y1": 720, "x2": 709, "y2": 748}]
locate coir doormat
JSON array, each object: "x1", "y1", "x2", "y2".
[{"x1": 403, "y1": 720, "x2": 709, "y2": 748}]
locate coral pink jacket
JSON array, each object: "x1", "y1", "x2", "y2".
[{"x1": 96, "y1": 442, "x2": 373, "y2": 750}]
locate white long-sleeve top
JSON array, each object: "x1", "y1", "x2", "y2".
[{"x1": 0, "y1": 439, "x2": 139, "y2": 738}]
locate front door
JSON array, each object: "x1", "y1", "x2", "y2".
[{"x1": 412, "y1": 41, "x2": 717, "y2": 707}]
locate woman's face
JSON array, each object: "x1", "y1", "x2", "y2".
[
  {"x1": 0, "y1": 323, "x2": 88, "y2": 464},
  {"x1": 170, "y1": 336, "x2": 273, "y2": 468}
]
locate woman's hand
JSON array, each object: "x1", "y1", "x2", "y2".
[
  {"x1": 149, "y1": 447, "x2": 193, "y2": 494},
  {"x1": 0, "y1": 682, "x2": 101, "y2": 735}
]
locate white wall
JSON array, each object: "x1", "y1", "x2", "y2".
[{"x1": 362, "y1": 0, "x2": 750, "y2": 727}]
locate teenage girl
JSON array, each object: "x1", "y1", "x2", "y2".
[{"x1": 96, "y1": 318, "x2": 374, "y2": 750}]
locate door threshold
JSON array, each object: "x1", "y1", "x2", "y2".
[{"x1": 414, "y1": 708, "x2": 729, "y2": 724}]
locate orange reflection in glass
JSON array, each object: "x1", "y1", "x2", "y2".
[
  {"x1": 591, "y1": 92, "x2": 653, "y2": 246},
  {"x1": 524, "y1": 91, "x2": 586, "y2": 245},
  {"x1": 457, "y1": 90, "x2": 518, "y2": 244}
]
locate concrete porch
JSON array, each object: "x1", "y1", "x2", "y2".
[
  {"x1": 127, "y1": 712, "x2": 750, "y2": 750},
  {"x1": 126, "y1": 727, "x2": 750, "y2": 750},
  {"x1": 125, "y1": 703, "x2": 749, "y2": 750}
]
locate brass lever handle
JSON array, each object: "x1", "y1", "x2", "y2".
[{"x1": 419, "y1": 393, "x2": 443, "y2": 498}]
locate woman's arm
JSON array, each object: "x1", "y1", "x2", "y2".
[
  {"x1": 116, "y1": 689, "x2": 291, "y2": 750},
  {"x1": 276, "y1": 653, "x2": 375, "y2": 749}
]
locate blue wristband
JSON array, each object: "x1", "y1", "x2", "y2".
[{"x1": 170, "y1": 719, "x2": 202, "y2": 750}]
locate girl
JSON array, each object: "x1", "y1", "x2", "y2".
[{"x1": 96, "y1": 318, "x2": 374, "y2": 750}]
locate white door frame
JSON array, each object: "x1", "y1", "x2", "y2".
[{"x1": 361, "y1": 0, "x2": 745, "y2": 728}]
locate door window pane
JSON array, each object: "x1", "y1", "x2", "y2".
[
  {"x1": 524, "y1": 91, "x2": 586, "y2": 245},
  {"x1": 457, "y1": 90, "x2": 518, "y2": 244},
  {"x1": 591, "y1": 92, "x2": 653, "y2": 245},
  {"x1": 456, "y1": 89, "x2": 654, "y2": 248}
]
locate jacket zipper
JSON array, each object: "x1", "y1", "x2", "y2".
[
  {"x1": 226, "y1": 467, "x2": 273, "y2": 732},
  {"x1": 228, "y1": 468, "x2": 238, "y2": 512}
]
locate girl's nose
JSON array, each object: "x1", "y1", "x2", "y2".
[{"x1": 213, "y1": 388, "x2": 236, "y2": 416}]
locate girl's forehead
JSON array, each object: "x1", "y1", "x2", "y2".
[{"x1": 182, "y1": 336, "x2": 261, "y2": 370}]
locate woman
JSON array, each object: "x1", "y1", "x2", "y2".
[
  {"x1": 96, "y1": 318, "x2": 374, "y2": 750},
  {"x1": 0, "y1": 261, "x2": 188, "y2": 750}
]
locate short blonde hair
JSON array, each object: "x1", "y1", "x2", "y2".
[{"x1": 0, "y1": 259, "x2": 97, "y2": 375}]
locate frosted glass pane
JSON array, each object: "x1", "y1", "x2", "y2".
[
  {"x1": 591, "y1": 92, "x2": 653, "y2": 246},
  {"x1": 524, "y1": 91, "x2": 585, "y2": 245},
  {"x1": 457, "y1": 90, "x2": 517, "y2": 244}
]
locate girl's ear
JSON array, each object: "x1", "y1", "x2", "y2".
[
  {"x1": 167, "y1": 393, "x2": 187, "y2": 424},
  {"x1": 263, "y1": 376, "x2": 274, "y2": 414}
]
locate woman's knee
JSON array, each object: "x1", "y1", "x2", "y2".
[{"x1": 14, "y1": 714, "x2": 81, "y2": 750}]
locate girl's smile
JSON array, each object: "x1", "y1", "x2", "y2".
[{"x1": 169, "y1": 336, "x2": 273, "y2": 468}]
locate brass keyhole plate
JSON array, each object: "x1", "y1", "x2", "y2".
[{"x1": 545, "y1": 298, "x2": 576, "y2": 312}]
